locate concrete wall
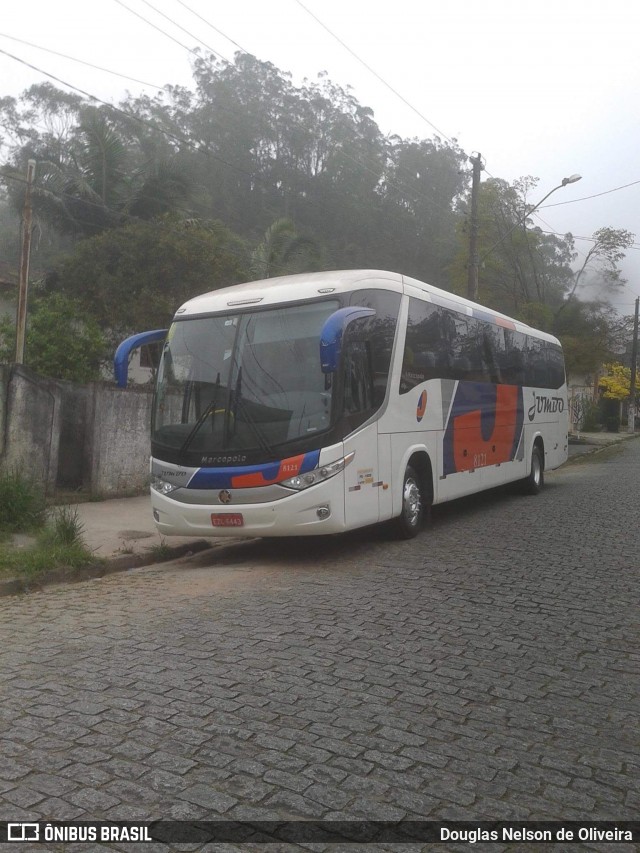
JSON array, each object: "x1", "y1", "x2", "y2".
[
  {"x1": 85, "y1": 384, "x2": 153, "y2": 497},
  {"x1": 0, "y1": 364, "x2": 154, "y2": 497},
  {"x1": 1, "y1": 364, "x2": 62, "y2": 492}
]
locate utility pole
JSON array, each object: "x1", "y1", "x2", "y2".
[
  {"x1": 15, "y1": 159, "x2": 36, "y2": 365},
  {"x1": 628, "y1": 295, "x2": 639, "y2": 434},
  {"x1": 467, "y1": 153, "x2": 482, "y2": 302}
]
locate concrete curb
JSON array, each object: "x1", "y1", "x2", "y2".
[
  {"x1": 0, "y1": 539, "x2": 214, "y2": 598},
  {"x1": 565, "y1": 431, "x2": 639, "y2": 463}
]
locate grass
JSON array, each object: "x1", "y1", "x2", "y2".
[
  {"x1": 0, "y1": 504, "x2": 100, "y2": 581},
  {"x1": 147, "y1": 539, "x2": 173, "y2": 561},
  {"x1": 0, "y1": 469, "x2": 47, "y2": 540}
]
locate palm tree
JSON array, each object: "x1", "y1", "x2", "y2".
[
  {"x1": 18, "y1": 108, "x2": 194, "y2": 237},
  {"x1": 250, "y1": 218, "x2": 321, "y2": 279}
]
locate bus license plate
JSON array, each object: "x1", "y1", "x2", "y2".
[{"x1": 211, "y1": 513, "x2": 244, "y2": 527}]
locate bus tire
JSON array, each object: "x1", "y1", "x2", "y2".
[
  {"x1": 391, "y1": 465, "x2": 426, "y2": 539},
  {"x1": 522, "y1": 445, "x2": 544, "y2": 495}
]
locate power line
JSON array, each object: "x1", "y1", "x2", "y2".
[
  {"x1": 540, "y1": 179, "x2": 640, "y2": 209},
  {"x1": 172, "y1": 0, "x2": 249, "y2": 54},
  {"x1": 111, "y1": 0, "x2": 193, "y2": 56},
  {"x1": 537, "y1": 228, "x2": 640, "y2": 252},
  {"x1": 294, "y1": 0, "x2": 455, "y2": 145},
  {"x1": 135, "y1": 0, "x2": 230, "y2": 61},
  {"x1": 111, "y1": 0, "x2": 229, "y2": 65},
  {"x1": 0, "y1": 32, "x2": 165, "y2": 90},
  {"x1": 0, "y1": 48, "x2": 248, "y2": 169}
]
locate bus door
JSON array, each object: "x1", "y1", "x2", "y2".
[{"x1": 341, "y1": 339, "x2": 381, "y2": 529}]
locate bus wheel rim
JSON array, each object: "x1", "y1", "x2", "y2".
[
  {"x1": 404, "y1": 478, "x2": 421, "y2": 526},
  {"x1": 533, "y1": 453, "x2": 541, "y2": 485}
]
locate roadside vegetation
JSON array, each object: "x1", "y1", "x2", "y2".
[{"x1": 0, "y1": 471, "x2": 99, "y2": 580}]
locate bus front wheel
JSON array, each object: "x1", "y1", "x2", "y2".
[
  {"x1": 522, "y1": 445, "x2": 544, "y2": 495},
  {"x1": 391, "y1": 465, "x2": 426, "y2": 539}
]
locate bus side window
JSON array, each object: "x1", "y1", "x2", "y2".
[{"x1": 343, "y1": 340, "x2": 374, "y2": 415}]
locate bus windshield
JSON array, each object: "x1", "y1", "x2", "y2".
[{"x1": 152, "y1": 300, "x2": 339, "y2": 460}]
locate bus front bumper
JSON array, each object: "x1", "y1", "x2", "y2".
[{"x1": 151, "y1": 476, "x2": 346, "y2": 538}]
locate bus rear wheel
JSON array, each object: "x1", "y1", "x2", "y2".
[
  {"x1": 391, "y1": 465, "x2": 426, "y2": 539},
  {"x1": 522, "y1": 445, "x2": 544, "y2": 495}
]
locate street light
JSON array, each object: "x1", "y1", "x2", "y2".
[{"x1": 478, "y1": 173, "x2": 582, "y2": 266}]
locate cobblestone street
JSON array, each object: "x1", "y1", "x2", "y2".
[{"x1": 1, "y1": 441, "x2": 638, "y2": 851}]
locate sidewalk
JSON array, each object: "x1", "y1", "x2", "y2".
[
  {"x1": 1, "y1": 496, "x2": 217, "y2": 597},
  {"x1": 568, "y1": 429, "x2": 638, "y2": 457},
  {"x1": 68, "y1": 495, "x2": 212, "y2": 561}
]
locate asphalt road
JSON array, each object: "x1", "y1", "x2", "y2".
[{"x1": 1, "y1": 441, "x2": 638, "y2": 851}]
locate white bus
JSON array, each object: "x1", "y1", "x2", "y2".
[{"x1": 116, "y1": 270, "x2": 568, "y2": 539}]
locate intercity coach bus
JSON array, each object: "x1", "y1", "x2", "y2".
[{"x1": 115, "y1": 270, "x2": 568, "y2": 539}]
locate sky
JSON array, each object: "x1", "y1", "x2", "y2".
[{"x1": 1, "y1": 0, "x2": 639, "y2": 313}]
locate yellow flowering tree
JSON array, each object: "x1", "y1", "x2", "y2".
[{"x1": 598, "y1": 363, "x2": 632, "y2": 400}]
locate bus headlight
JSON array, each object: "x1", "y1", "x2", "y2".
[
  {"x1": 280, "y1": 452, "x2": 355, "y2": 491},
  {"x1": 151, "y1": 476, "x2": 180, "y2": 496}
]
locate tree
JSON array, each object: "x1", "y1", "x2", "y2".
[
  {"x1": 50, "y1": 218, "x2": 248, "y2": 341},
  {"x1": 556, "y1": 227, "x2": 635, "y2": 313},
  {"x1": 249, "y1": 218, "x2": 321, "y2": 279},
  {"x1": 598, "y1": 362, "x2": 633, "y2": 400},
  {"x1": 1, "y1": 89, "x2": 196, "y2": 240},
  {"x1": 554, "y1": 300, "x2": 624, "y2": 377},
  {"x1": 449, "y1": 177, "x2": 575, "y2": 315},
  {"x1": 0, "y1": 293, "x2": 106, "y2": 382}
]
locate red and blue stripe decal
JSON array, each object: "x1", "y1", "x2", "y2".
[
  {"x1": 416, "y1": 390, "x2": 427, "y2": 422},
  {"x1": 471, "y1": 307, "x2": 516, "y2": 330},
  {"x1": 443, "y1": 382, "x2": 523, "y2": 475},
  {"x1": 187, "y1": 450, "x2": 320, "y2": 490}
]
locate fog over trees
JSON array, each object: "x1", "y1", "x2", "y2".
[{"x1": 0, "y1": 53, "x2": 635, "y2": 380}]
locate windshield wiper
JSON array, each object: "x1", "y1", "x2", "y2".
[
  {"x1": 179, "y1": 372, "x2": 220, "y2": 454},
  {"x1": 230, "y1": 368, "x2": 277, "y2": 460}
]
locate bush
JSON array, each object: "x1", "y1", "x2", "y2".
[
  {"x1": 580, "y1": 400, "x2": 601, "y2": 432},
  {"x1": 0, "y1": 504, "x2": 96, "y2": 580},
  {"x1": 599, "y1": 397, "x2": 620, "y2": 433},
  {"x1": 0, "y1": 470, "x2": 47, "y2": 536}
]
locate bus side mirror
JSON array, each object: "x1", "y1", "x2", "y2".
[
  {"x1": 320, "y1": 307, "x2": 375, "y2": 374},
  {"x1": 114, "y1": 329, "x2": 168, "y2": 388}
]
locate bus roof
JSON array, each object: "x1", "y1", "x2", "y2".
[{"x1": 175, "y1": 269, "x2": 561, "y2": 345}]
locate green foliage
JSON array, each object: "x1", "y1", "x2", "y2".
[
  {"x1": 250, "y1": 218, "x2": 321, "y2": 279},
  {"x1": 0, "y1": 293, "x2": 107, "y2": 382},
  {"x1": 0, "y1": 520, "x2": 96, "y2": 580},
  {"x1": 450, "y1": 177, "x2": 576, "y2": 315},
  {"x1": 0, "y1": 58, "x2": 635, "y2": 375},
  {"x1": 554, "y1": 301, "x2": 625, "y2": 377},
  {"x1": 0, "y1": 470, "x2": 47, "y2": 536},
  {"x1": 580, "y1": 400, "x2": 601, "y2": 432},
  {"x1": 52, "y1": 219, "x2": 248, "y2": 339},
  {"x1": 49, "y1": 505, "x2": 85, "y2": 546},
  {"x1": 517, "y1": 302, "x2": 554, "y2": 332},
  {"x1": 598, "y1": 397, "x2": 621, "y2": 433}
]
